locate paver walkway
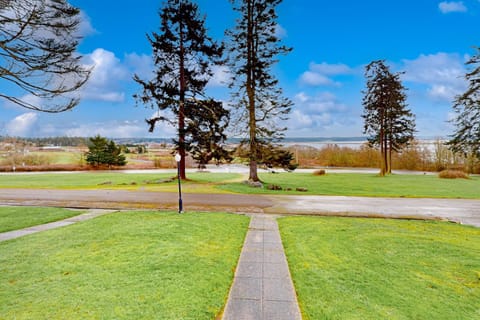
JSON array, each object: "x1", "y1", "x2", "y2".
[
  {"x1": 0, "y1": 209, "x2": 115, "y2": 242},
  {"x1": 223, "y1": 215, "x2": 302, "y2": 320}
]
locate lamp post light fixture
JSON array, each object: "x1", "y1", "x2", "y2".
[{"x1": 174, "y1": 153, "x2": 183, "y2": 213}]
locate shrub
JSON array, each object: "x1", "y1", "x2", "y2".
[
  {"x1": 438, "y1": 170, "x2": 469, "y2": 179},
  {"x1": 313, "y1": 169, "x2": 326, "y2": 176}
]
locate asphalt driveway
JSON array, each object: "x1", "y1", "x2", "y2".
[{"x1": 0, "y1": 188, "x2": 479, "y2": 227}]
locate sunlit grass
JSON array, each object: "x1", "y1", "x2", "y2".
[
  {"x1": 0, "y1": 206, "x2": 84, "y2": 233},
  {"x1": 0, "y1": 172, "x2": 243, "y2": 194},
  {"x1": 0, "y1": 211, "x2": 249, "y2": 319},
  {"x1": 280, "y1": 216, "x2": 480, "y2": 320},
  {"x1": 219, "y1": 172, "x2": 480, "y2": 199},
  {"x1": 1, "y1": 171, "x2": 479, "y2": 198}
]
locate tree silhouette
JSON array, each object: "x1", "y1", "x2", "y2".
[
  {"x1": 362, "y1": 60, "x2": 415, "y2": 175},
  {"x1": 448, "y1": 47, "x2": 480, "y2": 170},
  {"x1": 134, "y1": 0, "x2": 223, "y2": 179},
  {"x1": 0, "y1": 0, "x2": 90, "y2": 112},
  {"x1": 226, "y1": 0, "x2": 292, "y2": 182}
]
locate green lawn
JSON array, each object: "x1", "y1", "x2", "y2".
[
  {"x1": 1, "y1": 171, "x2": 479, "y2": 199},
  {"x1": 220, "y1": 172, "x2": 480, "y2": 198},
  {"x1": 0, "y1": 206, "x2": 84, "y2": 233},
  {"x1": 0, "y1": 172, "x2": 242, "y2": 193},
  {"x1": 279, "y1": 216, "x2": 480, "y2": 320},
  {"x1": 0, "y1": 211, "x2": 249, "y2": 319}
]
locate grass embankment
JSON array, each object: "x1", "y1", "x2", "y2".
[
  {"x1": 219, "y1": 172, "x2": 480, "y2": 199},
  {"x1": 0, "y1": 207, "x2": 84, "y2": 233},
  {"x1": 0, "y1": 171, "x2": 479, "y2": 199},
  {"x1": 279, "y1": 216, "x2": 480, "y2": 320},
  {"x1": 0, "y1": 211, "x2": 249, "y2": 319}
]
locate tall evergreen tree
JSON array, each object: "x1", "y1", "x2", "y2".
[
  {"x1": 226, "y1": 0, "x2": 293, "y2": 182},
  {"x1": 0, "y1": 0, "x2": 90, "y2": 112},
  {"x1": 448, "y1": 47, "x2": 480, "y2": 165},
  {"x1": 186, "y1": 99, "x2": 232, "y2": 169},
  {"x1": 134, "y1": 0, "x2": 223, "y2": 179},
  {"x1": 362, "y1": 60, "x2": 415, "y2": 176}
]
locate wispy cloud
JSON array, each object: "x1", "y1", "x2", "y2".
[
  {"x1": 64, "y1": 120, "x2": 148, "y2": 138},
  {"x1": 207, "y1": 65, "x2": 231, "y2": 88},
  {"x1": 401, "y1": 52, "x2": 467, "y2": 101},
  {"x1": 299, "y1": 62, "x2": 354, "y2": 87},
  {"x1": 438, "y1": 1, "x2": 467, "y2": 13},
  {"x1": 288, "y1": 91, "x2": 355, "y2": 135}
]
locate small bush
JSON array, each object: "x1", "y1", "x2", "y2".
[
  {"x1": 267, "y1": 184, "x2": 283, "y2": 191},
  {"x1": 438, "y1": 170, "x2": 469, "y2": 179},
  {"x1": 313, "y1": 169, "x2": 326, "y2": 176}
]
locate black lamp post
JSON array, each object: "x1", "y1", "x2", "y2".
[{"x1": 175, "y1": 153, "x2": 183, "y2": 213}]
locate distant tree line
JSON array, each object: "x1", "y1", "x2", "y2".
[
  {"x1": 291, "y1": 140, "x2": 480, "y2": 174},
  {"x1": 0, "y1": 136, "x2": 89, "y2": 147}
]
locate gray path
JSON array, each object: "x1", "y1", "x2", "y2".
[
  {"x1": 267, "y1": 195, "x2": 480, "y2": 227},
  {"x1": 1, "y1": 189, "x2": 479, "y2": 227},
  {"x1": 0, "y1": 209, "x2": 115, "y2": 242},
  {"x1": 223, "y1": 215, "x2": 302, "y2": 320}
]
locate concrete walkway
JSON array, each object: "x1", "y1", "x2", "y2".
[
  {"x1": 223, "y1": 215, "x2": 302, "y2": 320},
  {"x1": 0, "y1": 209, "x2": 115, "y2": 242}
]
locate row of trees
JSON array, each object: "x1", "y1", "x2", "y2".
[
  {"x1": 1, "y1": 1, "x2": 478, "y2": 177},
  {"x1": 291, "y1": 140, "x2": 480, "y2": 173},
  {"x1": 134, "y1": 0, "x2": 293, "y2": 181},
  {"x1": 361, "y1": 48, "x2": 480, "y2": 176}
]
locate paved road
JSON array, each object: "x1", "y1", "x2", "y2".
[
  {"x1": 0, "y1": 189, "x2": 479, "y2": 227},
  {"x1": 267, "y1": 195, "x2": 480, "y2": 227}
]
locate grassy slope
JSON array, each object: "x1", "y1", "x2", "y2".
[
  {"x1": 0, "y1": 207, "x2": 84, "y2": 233},
  {"x1": 0, "y1": 211, "x2": 249, "y2": 320},
  {"x1": 279, "y1": 216, "x2": 480, "y2": 320}
]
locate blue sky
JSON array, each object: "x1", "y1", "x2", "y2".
[{"x1": 1, "y1": 0, "x2": 479, "y2": 139}]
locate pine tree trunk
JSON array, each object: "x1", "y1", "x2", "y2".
[
  {"x1": 178, "y1": 17, "x2": 187, "y2": 180},
  {"x1": 388, "y1": 139, "x2": 393, "y2": 174},
  {"x1": 246, "y1": 0, "x2": 259, "y2": 182},
  {"x1": 379, "y1": 109, "x2": 386, "y2": 176},
  {"x1": 379, "y1": 131, "x2": 386, "y2": 176}
]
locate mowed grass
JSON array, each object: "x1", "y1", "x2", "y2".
[
  {"x1": 0, "y1": 211, "x2": 249, "y2": 319},
  {"x1": 219, "y1": 172, "x2": 480, "y2": 199},
  {"x1": 1, "y1": 171, "x2": 479, "y2": 198},
  {"x1": 279, "y1": 216, "x2": 480, "y2": 320},
  {"x1": 0, "y1": 172, "x2": 242, "y2": 193},
  {"x1": 0, "y1": 206, "x2": 84, "y2": 233}
]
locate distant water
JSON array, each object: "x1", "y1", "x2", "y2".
[
  {"x1": 114, "y1": 136, "x2": 444, "y2": 151},
  {"x1": 281, "y1": 137, "x2": 444, "y2": 151}
]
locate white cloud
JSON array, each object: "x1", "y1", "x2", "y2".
[
  {"x1": 299, "y1": 62, "x2": 353, "y2": 87},
  {"x1": 207, "y1": 65, "x2": 231, "y2": 88},
  {"x1": 300, "y1": 71, "x2": 336, "y2": 86},
  {"x1": 125, "y1": 53, "x2": 154, "y2": 80},
  {"x1": 64, "y1": 120, "x2": 147, "y2": 138},
  {"x1": 438, "y1": 1, "x2": 467, "y2": 13},
  {"x1": 5, "y1": 112, "x2": 38, "y2": 136},
  {"x1": 288, "y1": 92, "x2": 352, "y2": 134},
  {"x1": 275, "y1": 24, "x2": 287, "y2": 38},
  {"x1": 401, "y1": 52, "x2": 467, "y2": 101},
  {"x1": 78, "y1": 10, "x2": 97, "y2": 37},
  {"x1": 310, "y1": 62, "x2": 352, "y2": 75},
  {"x1": 427, "y1": 85, "x2": 460, "y2": 101},
  {"x1": 81, "y1": 48, "x2": 129, "y2": 102}
]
